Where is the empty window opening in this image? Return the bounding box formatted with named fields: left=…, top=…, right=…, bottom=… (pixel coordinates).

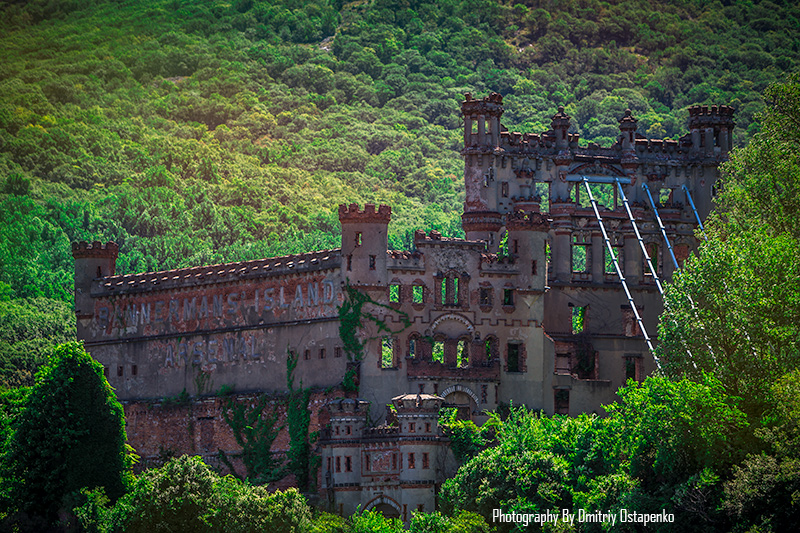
left=389, top=283, right=400, bottom=303
left=555, top=389, right=570, bottom=415
left=334, top=346, right=342, bottom=358
left=432, top=341, right=445, bottom=363
left=572, top=182, right=615, bottom=210
left=501, top=182, right=509, bottom=197
left=345, top=425, right=351, bottom=435
left=531, top=260, right=537, bottom=275
left=644, top=243, right=660, bottom=277
left=304, top=349, right=310, bottom=360
left=605, top=247, right=621, bottom=275
left=117, top=366, right=123, bottom=377
left=507, top=343, right=521, bottom=372
left=425, top=422, right=431, bottom=433
left=440, top=279, right=446, bottom=304
left=345, top=456, right=352, bottom=472
left=412, top=285, right=424, bottom=303
left=625, top=355, right=643, bottom=382
left=319, top=348, right=326, bottom=359
left=409, top=423, right=415, bottom=433
left=481, top=384, right=488, bottom=403
left=392, top=453, right=397, bottom=470
left=513, top=239, right=519, bottom=254
left=536, top=182, right=550, bottom=213
left=659, top=188, right=672, bottom=206
left=335, top=456, right=341, bottom=472
left=572, top=306, right=587, bottom=334
left=457, top=339, right=469, bottom=368
left=408, top=453, right=415, bottom=469
left=452, top=277, right=459, bottom=304
left=96, top=266, right=103, bottom=278
left=485, top=336, right=499, bottom=361
left=572, top=237, right=588, bottom=272
left=381, top=337, right=394, bottom=368
left=480, top=287, right=492, bottom=306
left=503, top=288, right=514, bottom=306
left=355, top=232, right=362, bottom=247
left=422, top=453, right=430, bottom=469
left=408, top=337, right=417, bottom=358
left=369, top=255, right=376, bottom=270
left=131, top=364, right=138, bottom=376
left=347, top=255, right=352, bottom=271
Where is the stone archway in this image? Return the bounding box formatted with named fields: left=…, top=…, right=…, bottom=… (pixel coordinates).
left=364, top=494, right=402, bottom=519
left=441, top=385, right=479, bottom=421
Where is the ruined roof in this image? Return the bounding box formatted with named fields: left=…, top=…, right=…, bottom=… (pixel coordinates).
left=98, top=248, right=342, bottom=293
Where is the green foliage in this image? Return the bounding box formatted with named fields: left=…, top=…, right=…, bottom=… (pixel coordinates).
left=1, top=342, right=131, bottom=527
left=75, top=455, right=313, bottom=533
left=286, top=348, right=317, bottom=492
left=438, top=407, right=490, bottom=464
left=218, top=394, right=284, bottom=484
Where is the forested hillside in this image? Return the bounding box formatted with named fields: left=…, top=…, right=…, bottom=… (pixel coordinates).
left=0, top=0, right=798, bottom=378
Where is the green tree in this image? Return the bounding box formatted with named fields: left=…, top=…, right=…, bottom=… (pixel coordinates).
left=1, top=342, right=131, bottom=527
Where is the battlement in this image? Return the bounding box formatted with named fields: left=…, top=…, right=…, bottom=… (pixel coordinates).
left=461, top=91, right=504, bottom=116
left=325, top=398, right=370, bottom=415
left=413, top=229, right=486, bottom=250
left=72, top=240, right=119, bottom=259
left=338, top=203, right=391, bottom=223
left=688, top=104, right=736, bottom=120
left=391, top=394, right=443, bottom=412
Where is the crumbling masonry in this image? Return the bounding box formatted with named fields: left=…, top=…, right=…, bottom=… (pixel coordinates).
left=73, top=94, right=733, bottom=519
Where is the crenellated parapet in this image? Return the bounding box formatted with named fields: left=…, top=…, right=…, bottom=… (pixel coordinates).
left=72, top=240, right=119, bottom=260
left=338, top=203, right=392, bottom=224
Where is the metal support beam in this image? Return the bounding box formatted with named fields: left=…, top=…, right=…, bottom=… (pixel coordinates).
left=582, top=177, right=661, bottom=369
left=682, top=184, right=708, bottom=241
left=642, top=183, right=680, bottom=271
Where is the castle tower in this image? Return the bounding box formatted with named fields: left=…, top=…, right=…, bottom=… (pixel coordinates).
left=339, top=203, right=391, bottom=286
left=461, top=92, right=505, bottom=250
left=321, top=398, right=369, bottom=499
left=72, top=241, right=118, bottom=321
left=506, top=212, right=550, bottom=291
left=688, top=104, right=736, bottom=156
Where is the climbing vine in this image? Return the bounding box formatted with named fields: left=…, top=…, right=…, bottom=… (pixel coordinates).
left=218, top=390, right=283, bottom=484
left=286, top=348, right=319, bottom=492
left=337, top=283, right=412, bottom=391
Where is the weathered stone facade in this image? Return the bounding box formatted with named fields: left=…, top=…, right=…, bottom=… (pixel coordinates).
left=73, top=93, right=732, bottom=518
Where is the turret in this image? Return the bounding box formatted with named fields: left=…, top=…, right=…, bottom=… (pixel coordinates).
left=72, top=241, right=118, bottom=320
left=506, top=211, right=550, bottom=291
left=339, top=203, right=391, bottom=286
left=551, top=106, right=571, bottom=150
left=461, top=92, right=504, bottom=150
left=688, top=104, right=736, bottom=155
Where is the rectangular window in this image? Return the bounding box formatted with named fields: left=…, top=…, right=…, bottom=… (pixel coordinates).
left=392, top=453, right=397, bottom=470
left=513, top=239, right=519, bottom=254
left=432, top=341, right=445, bottom=363
left=572, top=240, right=588, bottom=272
left=408, top=453, right=415, bottom=469
left=425, top=422, right=431, bottom=433
left=389, top=283, right=400, bottom=303
left=605, top=247, right=619, bottom=275
left=117, top=365, right=123, bottom=377
left=531, top=260, right=537, bottom=275
left=480, top=288, right=491, bottom=306
left=440, top=279, right=446, bottom=304
left=501, top=181, right=509, bottom=197
left=418, top=384, right=425, bottom=394
left=132, top=364, right=138, bottom=376
left=364, top=453, right=370, bottom=471
left=345, top=425, right=351, bottom=435
left=347, top=255, right=352, bottom=271
left=452, top=277, right=459, bottom=304
left=409, top=423, right=415, bottom=433
left=625, top=355, right=642, bottom=382
left=369, top=255, right=376, bottom=270
left=381, top=337, right=394, bottom=368
left=334, top=346, right=342, bottom=358
left=409, top=338, right=417, bottom=358
left=304, top=349, right=310, bottom=360
left=355, top=232, right=362, bottom=247
left=555, top=389, right=570, bottom=415
left=572, top=306, right=586, bottom=334
left=345, top=456, right=352, bottom=472
left=412, top=285, right=424, bottom=303
left=507, top=343, right=520, bottom=372
left=457, top=339, right=469, bottom=368
left=422, top=453, right=429, bottom=469
left=319, top=348, right=326, bottom=359
left=481, top=384, right=488, bottom=403
left=335, top=456, right=341, bottom=472
left=327, top=457, right=332, bottom=472
left=503, top=288, right=514, bottom=306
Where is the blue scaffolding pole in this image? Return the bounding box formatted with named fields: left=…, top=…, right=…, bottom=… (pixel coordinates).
left=682, top=184, right=708, bottom=241
left=642, top=183, right=680, bottom=271
left=582, top=177, right=662, bottom=369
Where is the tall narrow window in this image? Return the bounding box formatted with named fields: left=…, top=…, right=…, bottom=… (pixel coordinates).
left=480, top=287, right=492, bottom=306
left=572, top=306, right=586, bottom=334
left=319, top=348, right=326, bottom=359
left=336, top=456, right=341, bottom=472
left=345, top=456, right=352, bottom=472
left=355, top=232, right=362, bottom=247
left=555, top=389, right=570, bottom=415
left=412, top=285, right=424, bottom=304
left=369, top=255, right=376, bottom=270
left=572, top=235, right=588, bottom=272
left=501, top=182, right=509, bottom=197
left=381, top=337, right=394, bottom=368
left=422, top=453, right=429, bottom=469
left=408, top=453, right=415, bottom=469
left=408, top=337, right=417, bottom=358
left=503, top=288, right=514, bottom=306
left=432, top=341, right=445, bottom=363
left=507, top=343, right=520, bottom=372
left=457, top=339, right=469, bottom=368
left=452, top=277, right=459, bottom=304
left=347, top=255, right=352, bottom=271
left=389, top=283, right=400, bottom=303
